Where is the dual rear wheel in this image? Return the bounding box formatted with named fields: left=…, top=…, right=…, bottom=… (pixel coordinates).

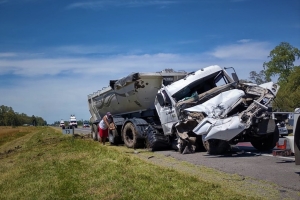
left=91, top=124, right=99, bottom=141
left=122, top=123, right=140, bottom=148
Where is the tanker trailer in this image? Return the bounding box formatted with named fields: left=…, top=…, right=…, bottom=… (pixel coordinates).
left=87, top=69, right=188, bottom=147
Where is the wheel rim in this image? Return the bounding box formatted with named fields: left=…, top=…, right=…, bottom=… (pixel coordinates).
left=122, top=123, right=137, bottom=148
left=125, top=129, right=133, bottom=144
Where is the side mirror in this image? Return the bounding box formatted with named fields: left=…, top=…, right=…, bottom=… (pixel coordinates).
left=232, top=73, right=239, bottom=83
left=224, top=67, right=239, bottom=83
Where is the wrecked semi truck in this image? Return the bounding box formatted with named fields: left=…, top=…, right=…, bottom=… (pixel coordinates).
left=88, top=65, right=280, bottom=154
left=88, top=68, right=187, bottom=143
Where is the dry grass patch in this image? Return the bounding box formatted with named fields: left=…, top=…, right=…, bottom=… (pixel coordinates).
left=0, top=126, right=36, bottom=146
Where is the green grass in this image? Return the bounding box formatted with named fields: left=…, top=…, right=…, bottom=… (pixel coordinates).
left=0, top=127, right=283, bottom=199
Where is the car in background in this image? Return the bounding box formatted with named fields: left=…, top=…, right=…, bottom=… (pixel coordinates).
left=277, top=121, right=288, bottom=137
left=83, top=122, right=90, bottom=128
left=59, top=120, right=65, bottom=129
left=272, top=112, right=291, bottom=137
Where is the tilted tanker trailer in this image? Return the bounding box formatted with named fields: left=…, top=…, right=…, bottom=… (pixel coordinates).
left=88, top=65, right=280, bottom=154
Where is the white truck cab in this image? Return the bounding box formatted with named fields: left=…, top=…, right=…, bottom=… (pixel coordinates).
left=155, top=65, right=280, bottom=154
left=69, top=115, right=78, bottom=128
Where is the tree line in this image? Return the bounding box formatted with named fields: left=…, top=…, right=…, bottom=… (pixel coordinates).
left=245, top=42, right=300, bottom=112
left=0, top=105, right=47, bottom=126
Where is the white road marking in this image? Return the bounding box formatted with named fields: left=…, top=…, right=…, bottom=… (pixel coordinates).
left=261, top=153, right=295, bottom=161
left=241, top=151, right=295, bottom=161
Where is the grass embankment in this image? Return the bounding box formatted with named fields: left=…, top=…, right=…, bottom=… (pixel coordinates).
left=0, top=126, right=278, bottom=199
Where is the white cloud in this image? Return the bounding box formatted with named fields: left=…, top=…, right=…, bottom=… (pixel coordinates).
left=0, top=76, right=93, bottom=124
left=54, top=45, right=120, bottom=55
left=0, top=52, right=17, bottom=57
left=209, top=41, right=271, bottom=60
left=237, top=39, right=251, bottom=43
left=0, top=41, right=272, bottom=123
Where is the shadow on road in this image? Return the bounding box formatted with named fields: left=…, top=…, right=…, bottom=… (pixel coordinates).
left=203, top=145, right=274, bottom=158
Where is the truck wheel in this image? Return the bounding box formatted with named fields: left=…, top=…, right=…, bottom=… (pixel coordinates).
left=195, top=135, right=206, bottom=152
left=92, top=124, right=99, bottom=141
left=251, top=126, right=279, bottom=151
left=203, top=138, right=230, bottom=155
left=122, top=123, right=138, bottom=148
left=109, top=129, right=121, bottom=145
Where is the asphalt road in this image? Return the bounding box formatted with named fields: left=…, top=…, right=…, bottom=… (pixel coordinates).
left=75, top=127, right=91, bottom=133
left=72, top=127, right=299, bottom=196
left=156, top=141, right=300, bottom=195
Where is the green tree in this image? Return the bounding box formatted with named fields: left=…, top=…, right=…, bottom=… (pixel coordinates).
left=273, top=66, right=300, bottom=111
left=32, top=115, right=37, bottom=126
left=0, top=105, right=47, bottom=126
left=3, top=108, right=16, bottom=126
left=249, top=70, right=271, bottom=85
left=263, top=42, right=300, bottom=83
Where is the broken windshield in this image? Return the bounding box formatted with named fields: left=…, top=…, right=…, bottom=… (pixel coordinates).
left=172, top=71, right=230, bottom=102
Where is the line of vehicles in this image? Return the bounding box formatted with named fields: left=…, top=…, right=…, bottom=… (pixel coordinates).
left=59, top=115, right=90, bottom=129
left=87, top=65, right=289, bottom=155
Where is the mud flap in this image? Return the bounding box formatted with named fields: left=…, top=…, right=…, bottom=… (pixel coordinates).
left=257, top=119, right=277, bottom=135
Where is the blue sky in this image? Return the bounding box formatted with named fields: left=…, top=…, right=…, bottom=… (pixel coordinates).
left=0, top=0, right=299, bottom=124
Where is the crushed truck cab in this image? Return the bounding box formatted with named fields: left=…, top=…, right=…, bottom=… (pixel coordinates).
left=155, top=65, right=280, bottom=154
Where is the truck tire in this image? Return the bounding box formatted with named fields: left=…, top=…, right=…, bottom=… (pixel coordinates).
left=202, top=137, right=230, bottom=155
left=92, top=124, right=99, bottom=141
left=122, top=123, right=138, bottom=148
left=109, top=129, right=121, bottom=145
left=251, top=126, right=279, bottom=151
left=195, top=135, right=206, bottom=152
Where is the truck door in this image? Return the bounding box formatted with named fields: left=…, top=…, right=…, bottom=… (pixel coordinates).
left=155, top=90, right=179, bottom=135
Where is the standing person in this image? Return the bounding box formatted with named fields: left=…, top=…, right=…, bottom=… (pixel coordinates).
left=98, top=112, right=115, bottom=145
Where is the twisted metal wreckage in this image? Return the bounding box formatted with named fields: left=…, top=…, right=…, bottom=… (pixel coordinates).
left=173, top=81, right=279, bottom=154
left=88, top=65, right=280, bottom=155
